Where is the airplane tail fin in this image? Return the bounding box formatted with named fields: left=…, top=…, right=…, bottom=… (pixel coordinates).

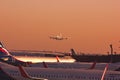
left=101, top=64, right=108, bottom=80
left=70, top=48, right=76, bottom=56
left=42, top=62, right=48, bottom=68
left=89, top=61, right=96, bottom=69
left=56, top=55, right=60, bottom=62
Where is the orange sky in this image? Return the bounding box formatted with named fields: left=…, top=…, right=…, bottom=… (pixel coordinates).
left=0, top=0, right=120, bottom=54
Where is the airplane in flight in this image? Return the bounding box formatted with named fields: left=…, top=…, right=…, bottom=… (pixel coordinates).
left=0, top=61, right=120, bottom=80
left=49, top=33, right=68, bottom=40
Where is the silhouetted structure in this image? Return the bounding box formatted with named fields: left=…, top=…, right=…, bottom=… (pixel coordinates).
left=71, top=44, right=120, bottom=63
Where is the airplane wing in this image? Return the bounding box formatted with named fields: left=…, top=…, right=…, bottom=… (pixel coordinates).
left=101, top=64, right=108, bottom=80
left=18, top=65, right=48, bottom=80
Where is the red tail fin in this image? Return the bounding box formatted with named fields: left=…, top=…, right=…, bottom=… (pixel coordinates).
left=42, top=62, right=48, bottom=68
left=18, top=65, right=30, bottom=78
left=89, top=61, right=96, bottom=69
left=101, top=64, right=108, bottom=80
left=56, top=56, right=60, bottom=62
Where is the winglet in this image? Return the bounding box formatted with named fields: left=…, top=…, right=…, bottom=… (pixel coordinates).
left=56, top=55, right=60, bottom=62
left=89, top=61, right=96, bottom=69
left=101, top=64, right=108, bottom=80
left=42, top=62, right=48, bottom=68
left=18, top=65, right=30, bottom=78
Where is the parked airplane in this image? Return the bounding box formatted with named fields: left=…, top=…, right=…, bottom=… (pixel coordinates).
left=0, top=42, right=120, bottom=71
left=70, top=46, right=120, bottom=63
left=1, top=61, right=120, bottom=80
left=49, top=33, right=68, bottom=40
left=0, top=42, right=32, bottom=66
left=0, top=46, right=106, bottom=71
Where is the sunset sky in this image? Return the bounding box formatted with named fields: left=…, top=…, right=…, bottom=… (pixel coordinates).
left=0, top=0, right=120, bottom=54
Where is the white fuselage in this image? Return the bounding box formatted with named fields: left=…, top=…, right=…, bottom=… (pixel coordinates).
left=1, top=62, right=120, bottom=80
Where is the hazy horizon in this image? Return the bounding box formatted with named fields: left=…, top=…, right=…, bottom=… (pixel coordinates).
left=0, top=0, right=120, bottom=54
